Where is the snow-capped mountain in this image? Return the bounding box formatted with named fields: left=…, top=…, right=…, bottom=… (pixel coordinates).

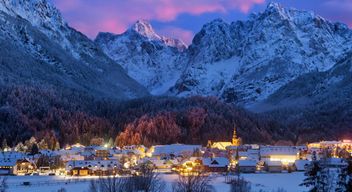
left=96, top=2, right=352, bottom=106
left=170, top=2, right=352, bottom=105
left=95, top=20, right=186, bottom=95
left=0, top=0, right=148, bottom=98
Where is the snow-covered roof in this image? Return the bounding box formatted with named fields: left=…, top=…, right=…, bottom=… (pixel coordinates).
left=85, top=145, right=108, bottom=151
left=202, top=157, right=229, bottom=167
left=0, top=159, right=17, bottom=167
left=66, top=160, right=120, bottom=171
left=147, top=159, right=179, bottom=167
left=260, top=146, right=299, bottom=156
left=238, top=160, right=257, bottom=167
left=39, top=149, right=61, bottom=157
left=0, top=152, right=26, bottom=159
left=60, top=154, right=84, bottom=161
left=151, top=144, right=201, bottom=156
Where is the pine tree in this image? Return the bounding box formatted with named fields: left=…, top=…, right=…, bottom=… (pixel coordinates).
left=347, top=172, right=352, bottom=191
left=300, top=160, right=328, bottom=192
left=30, top=143, right=39, bottom=155
left=108, top=138, right=114, bottom=148
left=1, top=139, right=7, bottom=151
left=336, top=163, right=348, bottom=192
left=54, top=141, right=60, bottom=150
left=15, top=142, right=27, bottom=152
left=341, top=160, right=352, bottom=192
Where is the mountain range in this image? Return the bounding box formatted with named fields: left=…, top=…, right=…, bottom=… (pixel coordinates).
left=1, top=0, right=352, bottom=145
left=96, top=3, right=352, bottom=110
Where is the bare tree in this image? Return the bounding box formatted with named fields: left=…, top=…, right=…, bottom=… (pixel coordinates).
left=127, top=163, right=165, bottom=192
left=89, top=164, right=164, bottom=192
left=172, top=172, right=214, bottom=192
left=89, top=176, right=129, bottom=192
left=229, top=177, right=251, bottom=192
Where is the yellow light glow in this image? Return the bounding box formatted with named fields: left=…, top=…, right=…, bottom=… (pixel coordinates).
left=270, top=155, right=296, bottom=165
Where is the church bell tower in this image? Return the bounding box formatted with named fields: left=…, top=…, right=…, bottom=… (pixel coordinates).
left=232, top=127, right=242, bottom=146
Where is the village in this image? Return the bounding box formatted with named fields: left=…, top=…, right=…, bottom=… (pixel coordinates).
left=0, top=128, right=351, bottom=179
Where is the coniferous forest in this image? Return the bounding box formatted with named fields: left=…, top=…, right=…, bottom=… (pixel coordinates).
left=0, top=85, right=351, bottom=149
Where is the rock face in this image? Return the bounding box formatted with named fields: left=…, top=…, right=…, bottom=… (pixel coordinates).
left=171, top=2, right=352, bottom=105
left=95, top=20, right=187, bottom=95
left=0, top=0, right=148, bottom=99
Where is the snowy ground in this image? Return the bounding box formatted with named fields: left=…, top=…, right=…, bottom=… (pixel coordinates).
left=5, top=172, right=307, bottom=192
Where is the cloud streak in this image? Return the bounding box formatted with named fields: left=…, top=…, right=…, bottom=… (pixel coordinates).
left=51, top=0, right=265, bottom=42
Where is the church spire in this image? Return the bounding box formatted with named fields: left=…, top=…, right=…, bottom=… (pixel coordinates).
left=232, top=126, right=242, bottom=146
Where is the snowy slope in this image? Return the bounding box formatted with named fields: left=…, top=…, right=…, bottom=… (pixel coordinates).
left=263, top=51, right=352, bottom=110
left=0, top=0, right=148, bottom=99
left=170, top=3, right=352, bottom=105
left=95, top=20, right=187, bottom=95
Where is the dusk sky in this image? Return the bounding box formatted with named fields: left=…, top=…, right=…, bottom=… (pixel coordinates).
left=50, top=0, right=352, bottom=44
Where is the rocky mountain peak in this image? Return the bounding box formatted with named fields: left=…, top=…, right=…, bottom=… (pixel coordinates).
left=265, top=2, right=284, bottom=13
left=129, top=19, right=160, bottom=40
left=0, top=0, right=65, bottom=27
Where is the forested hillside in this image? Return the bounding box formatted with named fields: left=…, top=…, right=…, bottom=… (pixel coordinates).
left=0, top=85, right=282, bottom=148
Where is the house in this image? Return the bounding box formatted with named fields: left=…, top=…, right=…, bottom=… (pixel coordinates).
left=260, top=146, right=299, bottom=165
left=122, top=145, right=147, bottom=157
left=147, top=144, right=202, bottom=159
left=202, top=157, right=229, bottom=172
left=95, top=149, right=110, bottom=160
left=174, top=157, right=203, bottom=174
left=83, top=146, right=110, bottom=160
left=66, top=160, right=120, bottom=176
left=0, top=158, right=36, bottom=175
left=230, top=149, right=259, bottom=161
left=308, top=140, right=352, bottom=150
left=145, top=159, right=178, bottom=172
left=60, top=154, right=85, bottom=162
left=16, top=159, right=36, bottom=175
left=265, top=161, right=282, bottom=173
left=237, top=160, right=257, bottom=173
left=294, top=160, right=310, bottom=171
left=0, top=159, right=17, bottom=175
left=0, top=152, right=34, bottom=175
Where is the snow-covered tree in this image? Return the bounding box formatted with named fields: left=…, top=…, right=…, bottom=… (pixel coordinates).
left=1, top=139, right=7, bottom=151
left=14, top=142, right=27, bottom=152
left=300, top=161, right=329, bottom=192
left=336, top=160, right=352, bottom=192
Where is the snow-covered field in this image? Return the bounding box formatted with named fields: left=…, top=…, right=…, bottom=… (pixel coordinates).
left=5, top=173, right=306, bottom=192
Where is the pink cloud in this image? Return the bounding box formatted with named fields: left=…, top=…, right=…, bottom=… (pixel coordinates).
left=229, top=0, right=266, bottom=13
left=52, top=0, right=265, bottom=41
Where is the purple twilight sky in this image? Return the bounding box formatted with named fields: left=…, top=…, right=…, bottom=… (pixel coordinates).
left=50, top=0, right=352, bottom=45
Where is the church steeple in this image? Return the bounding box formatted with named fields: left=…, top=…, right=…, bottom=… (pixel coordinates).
left=232, top=126, right=242, bottom=146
